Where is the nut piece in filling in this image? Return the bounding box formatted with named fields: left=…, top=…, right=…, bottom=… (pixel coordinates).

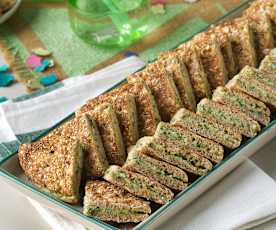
left=197, top=99, right=261, bottom=138
left=176, top=42, right=211, bottom=101
left=154, top=122, right=224, bottom=163
left=158, top=51, right=197, bottom=111
left=192, top=31, right=229, bottom=89
left=124, top=148, right=188, bottom=191
left=86, top=103, right=126, bottom=166
left=83, top=180, right=151, bottom=223
left=212, top=87, right=271, bottom=126
left=171, top=108, right=242, bottom=149
left=135, top=136, right=213, bottom=176
left=104, top=165, right=174, bottom=205
left=129, top=62, right=183, bottom=121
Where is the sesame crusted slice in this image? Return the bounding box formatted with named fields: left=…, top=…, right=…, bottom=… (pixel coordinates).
left=78, top=115, right=109, bottom=178
left=129, top=62, right=183, bottom=121
left=197, top=99, right=261, bottom=138
left=86, top=103, right=126, bottom=166
left=244, top=11, right=275, bottom=62
left=239, top=66, right=276, bottom=89
left=226, top=70, right=276, bottom=109
left=124, top=148, right=188, bottom=191
left=176, top=42, right=211, bottom=101
left=83, top=180, right=151, bottom=223
left=259, top=49, right=276, bottom=73
left=135, top=136, right=213, bottom=176
left=217, top=18, right=257, bottom=70
left=104, top=165, right=174, bottom=204
left=154, top=122, right=224, bottom=163
left=18, top=136, right=83, bottom=204
left=192, top=32, right=228, bottom=89
left=158, top=51, right=197, bottom=111
left=245, top=0, right=276, bottom=44
left=171, top=108, right=242, bottom=149
left=206, top=25, right=238, bottom=78
left=112, top=94, right=139, bottom=148
left=212, top=87, right=271, bottom=126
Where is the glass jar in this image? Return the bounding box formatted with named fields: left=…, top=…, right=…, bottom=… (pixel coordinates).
left=68, top=0, right=151, bottom=47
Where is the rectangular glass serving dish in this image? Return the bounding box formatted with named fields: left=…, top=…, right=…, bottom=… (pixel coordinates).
left=0, top=0, right=275, bottom=229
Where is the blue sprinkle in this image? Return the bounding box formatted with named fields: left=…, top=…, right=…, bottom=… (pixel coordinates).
left=124, top=51, right=138, bottom=58
left=0, top=64, right=9, bottom=72
left=34, top=59, right=51, bottom=72
left=40, top=74, right=58, bottom=86
left=0, top=73, right=14, bottom=87
left=0, top=96, right=8, bottom=103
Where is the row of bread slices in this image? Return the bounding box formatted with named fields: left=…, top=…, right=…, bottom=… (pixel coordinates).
left=18, top=48, right=276, bottom=223
left=82, top=49, right=276, bottom=223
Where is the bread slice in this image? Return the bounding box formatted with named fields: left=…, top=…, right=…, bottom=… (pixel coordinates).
left=176, top=42, right=211, bottom=101
left=259, top=49, right=276, bottom=73
left=129, top=62, right=183, bottom=121
left=217, top=18, right=257, bottom=70
left=171, top=108, right=242, bottom=149
left=18, top=136, right=83, bottom=204
left=245, top=0, right=276, bottom=44
left=77, top=92, right=139, bottom=148
left=83, top=180, right=151, bottom=223
left=77, top=115, right=109, bottom=178
left=226, top=71, right=276, bottom=109
left=158, top=51, right=196, bottom=111
left=192, top=32, right=228, bottom=89
left=239, top=66, right=276, bottom=89
left=212, top=87, right=271, bottom=126
left=197, top=99, right=261, bottom=138
left=125, top=80, right=161, bottom=136
left=134, top=136, right=213, bottom=176
left=124, top=148, right=188, bottom=191
left=104, top=165, right=174, bottom=204
left=244, top=11, right=275, bottom=62
left=154, top=122, right=224, bottom=163
left=206, top=26, right=238, bottom=78
left=86, top=104, right=126, bottom=166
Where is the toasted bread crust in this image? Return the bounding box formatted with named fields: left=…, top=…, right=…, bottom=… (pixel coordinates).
left=83, top=181, right=151, bottom=223
left=158, top=51, right=197, bottom=111
left=192, top=32, right=228, bottom=89
left=86, top=104, right=126, bottom=165
left=129, top=62, right=183, bottom=121
left=176, top=42, right=211, bottom=101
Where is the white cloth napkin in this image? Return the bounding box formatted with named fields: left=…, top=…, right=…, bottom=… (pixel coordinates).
left=1, top=56, right=276, bottom=230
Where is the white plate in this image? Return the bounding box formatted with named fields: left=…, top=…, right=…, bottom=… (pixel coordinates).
left=0, top=0, right=21, bottom=24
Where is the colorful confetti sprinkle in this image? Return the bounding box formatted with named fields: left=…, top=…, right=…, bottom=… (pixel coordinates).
left=0, top=73, right=14, bottom=87
left=0, top=96, right=8, bottom=103
left=0, top=64, right=9, bottom=72
left=26, top=54, right=43, bottom=69
left=32, top=48, right=52, bottom=57
left=39, top=74, right=58, bottom=86
left=34, top=59, right=51, bottom=72
left=124, top=51, right=138, bottom=58
left=48, top=59, right=55, bottom=68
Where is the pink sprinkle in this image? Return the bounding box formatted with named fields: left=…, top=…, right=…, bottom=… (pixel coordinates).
left=26, top=54, right=42, bottom=69
left=151, top=0, right=166, bottom=5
